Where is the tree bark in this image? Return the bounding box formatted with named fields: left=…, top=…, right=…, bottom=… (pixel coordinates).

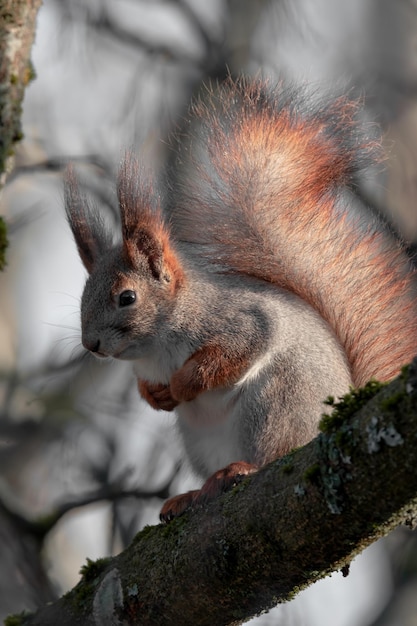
left=8, top=359, right=417, bottom=626
left=0, top=0, right=42, bottom=269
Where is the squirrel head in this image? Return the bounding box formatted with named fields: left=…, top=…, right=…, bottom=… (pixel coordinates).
left=64, top=154, right=184, bottom=361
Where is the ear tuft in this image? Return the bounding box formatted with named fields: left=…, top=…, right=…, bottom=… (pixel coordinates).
left=118, top=153, right=184, bottom=288
left=64, top=165, right=113, bottom=273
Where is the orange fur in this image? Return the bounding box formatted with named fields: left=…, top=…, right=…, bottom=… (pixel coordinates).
left=170, top=343, right=254, bottom=402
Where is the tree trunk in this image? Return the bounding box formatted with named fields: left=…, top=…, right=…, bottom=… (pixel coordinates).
left=0, top=0, right=42, bottom=269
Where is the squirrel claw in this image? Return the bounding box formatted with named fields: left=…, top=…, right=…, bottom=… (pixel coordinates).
left=160, top=461, right=258, bottom=523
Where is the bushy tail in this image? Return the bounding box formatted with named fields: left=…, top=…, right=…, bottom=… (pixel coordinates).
left=168, top=77, right=417, bottom=386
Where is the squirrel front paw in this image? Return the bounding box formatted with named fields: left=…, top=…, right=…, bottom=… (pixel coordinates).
left=170, top=343, right=250, bottom=402
left=137, top=379, right=179, bottom=411
left=170, top=358, right=205, bottom=402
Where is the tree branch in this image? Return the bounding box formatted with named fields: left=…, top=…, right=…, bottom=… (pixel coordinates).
left=8, top=360, right=417, bottom=626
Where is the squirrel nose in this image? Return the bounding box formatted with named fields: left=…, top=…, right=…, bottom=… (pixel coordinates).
left=83, top=338, right=101, bottom=354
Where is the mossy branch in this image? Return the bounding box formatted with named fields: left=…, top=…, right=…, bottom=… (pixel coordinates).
left=8, top=359, right=417, bottom=626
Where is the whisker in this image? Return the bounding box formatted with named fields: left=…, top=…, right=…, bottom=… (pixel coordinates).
left=49, top=291, right=81, bottom=303
left=43, top=321, right=80, bottom=332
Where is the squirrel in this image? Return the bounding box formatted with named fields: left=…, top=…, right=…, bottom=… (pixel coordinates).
left=65, top=77, right=417, bottom=523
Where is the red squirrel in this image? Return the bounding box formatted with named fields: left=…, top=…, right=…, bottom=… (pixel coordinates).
left=65, top=78, right=417, bottom=522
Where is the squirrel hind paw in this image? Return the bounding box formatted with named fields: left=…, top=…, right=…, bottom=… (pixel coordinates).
left=199, top=461, right=258, bottom=501
left=159, top=490, right=200, bottom=523
left=159, top=461, right=258, bottom=523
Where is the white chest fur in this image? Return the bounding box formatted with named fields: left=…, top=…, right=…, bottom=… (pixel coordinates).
left=175, top=387, right=246, bottom=478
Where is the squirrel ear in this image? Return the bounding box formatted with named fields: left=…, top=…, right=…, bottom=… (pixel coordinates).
left=124, top=225, right=173, bottom=282
left=64, top=165, right=113, bottom=274
left=117, top=153, right=184, bottom=285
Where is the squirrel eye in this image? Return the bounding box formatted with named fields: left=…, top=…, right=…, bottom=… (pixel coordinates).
left=119, top=290, right=136, bottom=307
